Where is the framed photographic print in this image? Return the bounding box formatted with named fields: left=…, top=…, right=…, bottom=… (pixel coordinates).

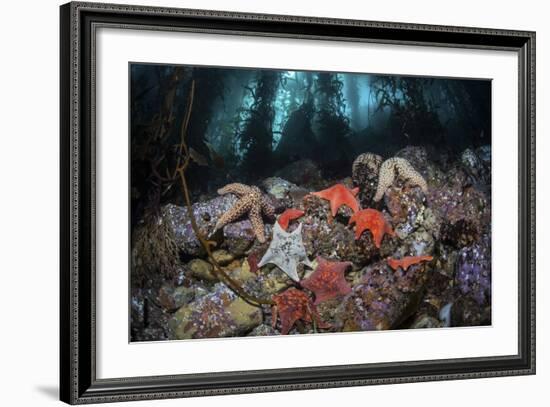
left=60, top=1, right=536, bottom=404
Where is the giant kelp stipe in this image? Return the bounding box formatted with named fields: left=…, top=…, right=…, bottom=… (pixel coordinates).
left=129, top=63, right=491, bottom=342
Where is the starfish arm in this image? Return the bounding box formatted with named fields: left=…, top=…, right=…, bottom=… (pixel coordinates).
left=274, top=257, right=300, bottom=281
left=302, top=257, right=315, bottom=270
left=272, top=221, right=287, bottom=239
left=289, top=222, right=303, bottom=237
left=217, top=183, right=251, bottom=197
left=290, top=228, right=311, bottom=267
left=279, top=313, right=296, bottom=335
left=395, top=158, right=428, bottom=193
left=277, top=215, right=290, bottom=231
left=373, top=160, right=396, bottom=202
left=347, top=198, right=360, bottom=214
left=257, top=248, right=275, bottom=268
left=350, top=218, right=365, bottom=240
left=269, top=256, right=300, bottom=281
left=330, top=200, right=342, bottom=217
left=310, top=190, right=327, bottom=200
left=372, top=229, right=383, bottom=248
left=214, top=197, right=252, bottom=230
left=249, top=205, right=266, bottom=243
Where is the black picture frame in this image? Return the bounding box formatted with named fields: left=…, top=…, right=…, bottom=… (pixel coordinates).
left=60, top=2, right=536, bottom=404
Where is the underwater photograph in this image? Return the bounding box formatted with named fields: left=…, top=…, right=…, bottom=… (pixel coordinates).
left=130, top=63, right=492, bottom=342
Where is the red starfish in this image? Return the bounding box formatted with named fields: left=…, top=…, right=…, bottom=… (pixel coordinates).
left=271, top=288, right=330, bottom=334
left=300, top=257, right=352, bottom=304
left=311, top=184, right=360, bottom=217
left=387, top=255, right=433, bottom=271
left=278, top=208, right=305, bottom=231
left=349, top=208, right=395, bottom=248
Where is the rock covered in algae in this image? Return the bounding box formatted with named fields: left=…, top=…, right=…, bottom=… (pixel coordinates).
left=395, top=146, right=432, bottom=177
left=161, top=196, right=274, bottom=258
left=461, top=147, right=490, bottom=184
left=378, top=165, right=439, bottom=259
left=451, top=296, right=491, bottom=327
left=299, top=194, right=380, bottom=267
left=222, top=220, right=269, bottom=256
left=334, top=259, right=430, bottom=331
left=168, top=283, right=262, bottom=339
left=161, top=196, right=238, bottom=257
left=384, top=183, right=430, bottom=237
left=456, top=234, right=491, bottom=306
left=351, top=152, right=383, bottom=204
left=131, top=287, right=171, bottom=341
left=428, top=165, right=490, bottom=248
left=409, top=314, right=441, bottom=329
left=248, top=324, right=278, bottom=337
left=261, top=176, right=301, bottom=210
left=210, top=249, right=235, bottom=266
left=157, top=282, right=207, bottom=312
left=187, top=258, right=217, bottom=282
left=239, top=265, right=295, bottom=301
left=381, top=146, right=490, bottom=251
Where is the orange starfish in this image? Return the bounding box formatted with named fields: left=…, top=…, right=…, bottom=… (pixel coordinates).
left=271, top=288, right=330, bottom=334
left=278, top=208, right=305, bottom=231
left=300, top=257, right=352, bottom=304
left=349, top=208, right=395, bottom=248
left=387, top=255, right=433, bottom=271
left=311, top=184, right=360, bottom=217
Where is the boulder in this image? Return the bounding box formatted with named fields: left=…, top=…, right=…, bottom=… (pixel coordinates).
left=334, top=260, right=429, bottom=331
left=161, top=196, right=238, bottom=257
left=456, top=234, right=491, bottom=306
left=168, top=283, right=262, bottom=340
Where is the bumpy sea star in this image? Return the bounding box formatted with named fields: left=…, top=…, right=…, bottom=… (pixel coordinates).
left=215, top=183, right=275, bottom=243
left=278, top=208, right=305, bottom=231
left=258, top=222, right=313, bottom=281
left=300, top=257, right=352, bottom=304
left=387, top=255, right=433, bottom=271
left=311, top=184, right=360, bottom=217
left=373, top=157, right=428, bottom=202
left=271, top=288, right=330, bottom=334
left=349, top=208, right=395, bottom=248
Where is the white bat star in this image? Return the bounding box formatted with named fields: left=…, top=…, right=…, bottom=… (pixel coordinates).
left=258, top=222, right=314, bottom=281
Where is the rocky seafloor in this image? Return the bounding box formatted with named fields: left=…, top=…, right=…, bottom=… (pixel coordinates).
left=131, top=145, right=492, bottom=341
